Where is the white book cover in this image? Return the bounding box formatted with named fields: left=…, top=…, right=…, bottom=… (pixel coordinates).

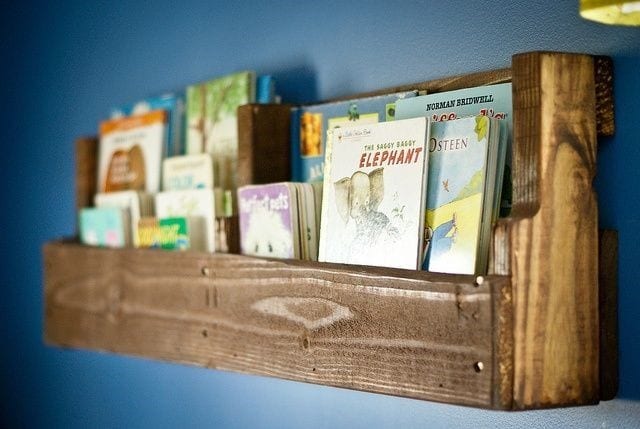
left=162, top=153, right=214, bottom=191
left=155, top=189, right=216, bottom=252
left=98, top=110, right=167, bottom=194
left=318, top=117, right=430, bottom=269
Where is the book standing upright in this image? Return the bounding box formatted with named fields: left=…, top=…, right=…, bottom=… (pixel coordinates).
left=318, top=117, right=430, bottom=270
left=422, top=115, right=501, bottom=275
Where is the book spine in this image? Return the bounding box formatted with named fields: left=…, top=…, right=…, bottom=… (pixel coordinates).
left=290, top=107, right=302, bottom=181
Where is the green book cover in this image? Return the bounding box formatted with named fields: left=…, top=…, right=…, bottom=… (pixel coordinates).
left=158, top=217, right=190, bottom=250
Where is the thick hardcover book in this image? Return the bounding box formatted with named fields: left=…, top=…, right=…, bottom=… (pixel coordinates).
left=97, top=110, right=167, bottom=194
left=238, top=182, right=299, bottom=259
left=111, top=92, right=185, bottom=157
left=237, top=104, right=292, bottom=187
left=395, top=83, right=512, bottom=217
left=318, top=117, right=430, bottom=270
left=422, top=115, right=501, bottom=275
left=290, top=91, right=418, bottom=183
left=186, top=71, right=257, bottom=193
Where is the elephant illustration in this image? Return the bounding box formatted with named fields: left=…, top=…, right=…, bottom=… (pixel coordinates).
left=334, top=167, right=396, bottom=245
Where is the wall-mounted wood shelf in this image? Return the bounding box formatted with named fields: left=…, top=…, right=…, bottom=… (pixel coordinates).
left=43, top=51, right=618, bottom=410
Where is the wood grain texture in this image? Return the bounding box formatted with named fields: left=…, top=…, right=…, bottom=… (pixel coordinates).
left=508, top=52, right=599, bottom=408
left=594, top=56, right=615, bottom=137
left=598, top=230, right=618, bottom=400
left=237, top=104, right=292, bottom=187
left=44, top=241, right=511, bottom=408
left=75, top=136, right=98, bottom=225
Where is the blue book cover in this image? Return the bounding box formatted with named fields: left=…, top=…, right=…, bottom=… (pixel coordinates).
left=79, top=207, right=129, bottom=248
left=111, top=92, right=185, bottom=157
left=290, top=90, right=418, bottom=183
left=395, top=83, right=512, bottom=217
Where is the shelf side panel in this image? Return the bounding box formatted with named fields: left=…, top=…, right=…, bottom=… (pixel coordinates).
left=237, top=103, right=292, bottom=187
left=75, top=136, right=98, bottom=230
left=43, top=242, right=510, bottom=408
left=509, top=52, right=599, bottom=408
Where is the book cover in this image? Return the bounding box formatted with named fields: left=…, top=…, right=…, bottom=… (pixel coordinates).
left=238, top=182, right=298, bottom=259
left=79, top=207, right=130, bottom=248
left=155, top=189, right=216, bottom=252
left=186, top=82, right=207, bottom=154
left=111, top=92, right=185, bottom=157
left=422, top=116, right=499, bottom=275
left=290, top=90, right=418, bottom=183
left=205, top=71, right=256, bottom=193
left=95, top=190, right=153, bottom=248
left=137, top=217, right=162, bottom=248
left=136, top=216, right=205, bottom=251
left=162, top=153, right=214, bottom=190
left=318, top=117, right=429, bottom=270
left=158, top=217, right=190, bottom=250
left=186, top=71, right=256, bottom=194
left=98, top=110, right=167, bottom=194
left=395, top=83, right=512, bottom=217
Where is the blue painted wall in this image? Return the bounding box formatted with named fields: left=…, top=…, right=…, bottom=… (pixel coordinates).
left=2, top=1, right=640, bottom=427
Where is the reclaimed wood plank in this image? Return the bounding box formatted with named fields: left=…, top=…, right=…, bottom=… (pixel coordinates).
left=594, top=56, right=615, bottom=137
left=508, top=52, right=599, bottom=408
left=44, top=241, right=511, bottom=408
left=237, top=104, right=292, bottom=187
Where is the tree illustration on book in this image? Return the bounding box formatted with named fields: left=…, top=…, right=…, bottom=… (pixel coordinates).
left=204, top=72, right=254, bottom=191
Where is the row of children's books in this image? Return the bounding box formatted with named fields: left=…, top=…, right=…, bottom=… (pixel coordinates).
left=242, top=82, right=512, bottom=274
left=82, top=70, right=267, bottom=252
left=79, top=67, right=512, bottom=275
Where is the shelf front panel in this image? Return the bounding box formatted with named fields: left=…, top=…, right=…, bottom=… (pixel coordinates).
left=44, top=241, right=512, bottom=409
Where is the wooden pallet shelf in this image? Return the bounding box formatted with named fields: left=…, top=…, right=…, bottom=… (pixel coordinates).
left=43, top=51, right=617, bottom=410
